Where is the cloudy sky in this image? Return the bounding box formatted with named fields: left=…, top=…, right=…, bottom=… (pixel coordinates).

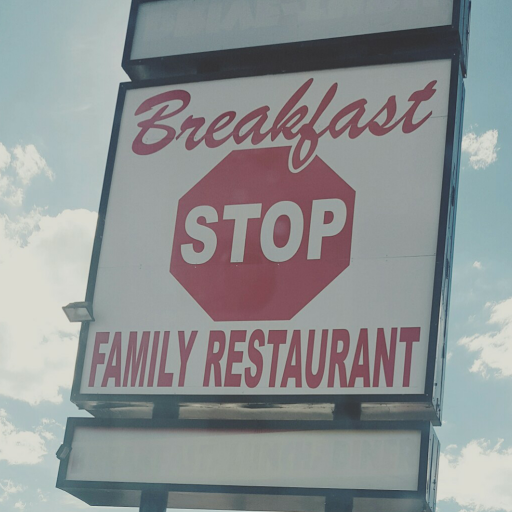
left=0, top=0, right=510, bottom=511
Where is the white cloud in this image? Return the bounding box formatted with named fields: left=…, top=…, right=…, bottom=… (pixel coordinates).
left=0, top=208, right=97, bottom=404
left=472, top=261, right=483, bottom=270
left=0, top=410, right=48, bottom=465
left=462, top=130, right=499, bottom=169
left=37, top=489, right=48, bottom=502
left=40, top=418, right=64, bottom=430
left=0, top=143, right=11, bottom=170
left=0, top=480, right=23, bottom=502
left=0, top=175, right=23, bottom=207
left=60, top=492, right=90, bottom=509
left=12, top=144, right=54, bottom=185
left=14, top=501, right=26, bottom=511
left=0, top=143, right=53, bottom=206
left=439, top=439, right=512, bottom=512
left=458, top=298, right=512, bottom=377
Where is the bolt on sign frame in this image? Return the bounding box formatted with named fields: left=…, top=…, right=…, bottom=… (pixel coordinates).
left=70, top=47, right=465, bottom=425
left=122, top=0, right=470, bottom=81
left=57, top=418, right=439, bottom=512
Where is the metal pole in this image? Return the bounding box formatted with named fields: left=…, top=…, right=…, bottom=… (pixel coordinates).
left=140, top=490, right=167, bottom=512
left=139, top=403, right=180, bottom=512
left=333, top=402, right=361, bottom=421
left=325, top=496, right=354, bottom=512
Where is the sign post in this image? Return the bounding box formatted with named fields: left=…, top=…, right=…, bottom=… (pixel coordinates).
left=58, top=1, right=471, bottom=511
left=140, top=492, right=167, bottom=512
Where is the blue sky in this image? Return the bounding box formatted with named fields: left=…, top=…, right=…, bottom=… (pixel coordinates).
left=0, top=1, right=510, bottom=511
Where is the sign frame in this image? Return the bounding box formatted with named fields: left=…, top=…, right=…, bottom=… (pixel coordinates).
left=121, top=0, right=470, bottom=81
left=56, top=418, right=439, bottom=512
left=70, top=48, right=464, bottom=425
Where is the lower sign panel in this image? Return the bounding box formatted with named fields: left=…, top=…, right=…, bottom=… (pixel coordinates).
left=57, top=419, right=439, bottom=512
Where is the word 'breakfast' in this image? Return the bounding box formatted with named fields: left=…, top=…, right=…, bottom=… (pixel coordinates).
left=132, top=77, right=438, bottom=171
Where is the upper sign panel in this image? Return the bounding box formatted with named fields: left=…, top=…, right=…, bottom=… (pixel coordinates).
left=130, top=0, right=454, bottom=59
left=123, top=0, right=470, bottom=81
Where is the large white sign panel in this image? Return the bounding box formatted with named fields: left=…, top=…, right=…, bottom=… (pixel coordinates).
left=130, top=0, right=455, bottom=59
left=78, top=59, right=452, bottom=399
left=65, top=426, right=421, bottom=490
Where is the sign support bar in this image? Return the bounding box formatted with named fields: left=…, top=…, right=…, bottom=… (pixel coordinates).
left=138, top=405, right=179, bottom=511
left=325, top=497, right=353, bottom=512
left=140, top=491, right=167, bottom=512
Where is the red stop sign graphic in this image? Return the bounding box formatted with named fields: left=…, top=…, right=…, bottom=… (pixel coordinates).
left=170, top=146, right=355, bottom=321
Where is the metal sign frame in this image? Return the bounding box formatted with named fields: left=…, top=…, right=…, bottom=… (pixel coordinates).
left=56, top=418, right=439, bottom=512
left=121, top=0, right=470, bottom=81
left=70, top=47, right=464, bottom=425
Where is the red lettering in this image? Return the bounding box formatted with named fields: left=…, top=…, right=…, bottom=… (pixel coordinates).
left=178, top=331, right=197, bottom=387
left=268, top=330, right=287, bottom=387
left=203, top=331, right=226, bottom=387
left=123, top=331, right=150, bottom=387
left=365, top=96, right=398, bottom=136
left=132, top=79, right=437, bottom=172
left=157, top=331, right=174, bottom=387
left=373, top=328, right=397, bottom=387
left=233, top=107, right=270, bottom=145
left=348, top=329, right=370, bottom=387
left=225, top=330, right=246, bottom=387
left=280, top=106, right=309, bottom=141
left=101, top=332, right=122, bottom=387
left=400, top=81, right=437, bottom=133
left=305, top=329, right=328, bottom=389
left=281, top=330, right=302, bottom=388
left=293, top=83, right=337, bottom=170
left=326, top=99, right=367, bottom=139
left=132, top=90, right=190, bottom=155
left=270, top=79, right=313, bottom=141
left=328, top=329, right=350, bottom=388
left=204, top=111, right=236, bottom=148
left=89, top=332, right=109, bottom=387
left=147, top=331, right=160, bottom=387
left=400, top=327, right=421, bottom=387
left=245, top=330, right=265, bottom=388
left=177, top=115, right=207, bottom=150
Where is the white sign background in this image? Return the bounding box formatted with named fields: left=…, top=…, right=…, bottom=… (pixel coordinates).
left=79, top=60, right=452, bottom=397
left=131, top=0, right=454, bottom=59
